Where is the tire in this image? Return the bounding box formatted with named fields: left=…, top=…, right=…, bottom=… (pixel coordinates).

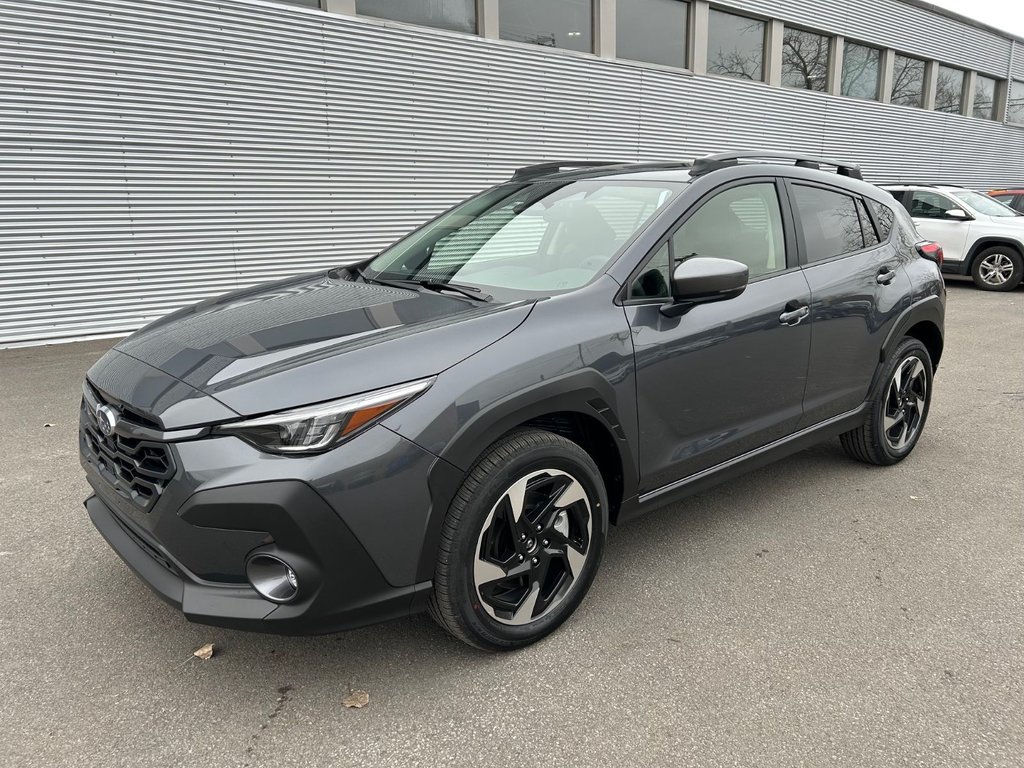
left=970, top=246, right=1024, bottom=291
left=428, top=429, right=608, bottom=651
left=840, top=337, right=933, bottom=466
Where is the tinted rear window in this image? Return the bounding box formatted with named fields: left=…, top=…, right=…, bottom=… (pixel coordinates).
left=792, top=184, right=866, bottom=261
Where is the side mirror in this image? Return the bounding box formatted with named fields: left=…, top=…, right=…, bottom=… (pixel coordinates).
left=661, top=257, right=749, bottom=318
left=944, top=208, right=970, bottom=221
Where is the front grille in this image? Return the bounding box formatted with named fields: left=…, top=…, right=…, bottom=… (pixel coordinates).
left=81, top=402, right=175, bottom=511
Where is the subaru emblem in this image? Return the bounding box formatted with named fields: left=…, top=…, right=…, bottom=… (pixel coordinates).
left=95, top=404, right=118, bottom=437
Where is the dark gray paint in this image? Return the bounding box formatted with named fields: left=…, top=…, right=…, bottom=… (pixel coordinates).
left=81, top=161, right=945, bottom=634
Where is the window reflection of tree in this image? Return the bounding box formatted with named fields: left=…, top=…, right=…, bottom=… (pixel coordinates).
left=891, top=56, right=925, bottom=107
left=935, top=69, right=964, bottom=113
left=842, top=44, right=880, bottom=98
left=708, top=21, right=764, bottom=80
left=1009, top=85, right=1024, bottom=123
left=782, top=29, right=829, bottom=91
left=973, top=78, right=995, bottom=118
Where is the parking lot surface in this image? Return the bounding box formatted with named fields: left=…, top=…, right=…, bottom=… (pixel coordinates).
left=1, top=280, right=1021, bottom=768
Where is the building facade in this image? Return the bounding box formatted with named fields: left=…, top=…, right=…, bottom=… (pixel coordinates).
left=1, top=0, right=1022, bottom=345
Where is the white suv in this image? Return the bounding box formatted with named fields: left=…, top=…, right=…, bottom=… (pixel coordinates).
left=882, top=184, right=1024, bottom=291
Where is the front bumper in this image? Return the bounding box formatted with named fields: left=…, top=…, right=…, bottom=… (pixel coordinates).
left=85, top=480, right=432, bottom=634
left=79, top=376, right=462, bottom=633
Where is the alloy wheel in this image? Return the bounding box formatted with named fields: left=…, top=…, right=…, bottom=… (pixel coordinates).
left=883, top=356, right=928, bottom=452
left=977, top=252, right=1015, bottom=286
left=473, top=469, right=593, bottom=626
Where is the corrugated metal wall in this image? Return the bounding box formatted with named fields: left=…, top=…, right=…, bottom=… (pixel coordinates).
left=1, top=0, right=1022, bottom=345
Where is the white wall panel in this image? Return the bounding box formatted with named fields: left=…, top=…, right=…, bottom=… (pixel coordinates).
left=0, top=0, right=1022, bottom=345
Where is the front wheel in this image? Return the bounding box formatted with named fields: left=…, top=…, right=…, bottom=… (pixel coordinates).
left=970, top=247, right=1023, bottom=291
left=428, top=429, right=607, bottom=651
left=840, top=337, right=933, bottom=466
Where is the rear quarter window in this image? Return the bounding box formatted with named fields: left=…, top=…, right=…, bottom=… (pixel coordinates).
left=866, top=199, right=896, bottom=240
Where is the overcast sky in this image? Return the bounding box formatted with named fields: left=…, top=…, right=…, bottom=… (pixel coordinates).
left=926, top=0, right=1024, bottom=39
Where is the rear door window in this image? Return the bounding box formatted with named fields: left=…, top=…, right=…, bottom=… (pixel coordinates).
left=791, top=184, right=866, bottom=262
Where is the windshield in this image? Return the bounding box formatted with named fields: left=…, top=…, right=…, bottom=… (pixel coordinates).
left=953, top=190, right=1021, bottom=217
left=367, top=180, right=683, bottom=299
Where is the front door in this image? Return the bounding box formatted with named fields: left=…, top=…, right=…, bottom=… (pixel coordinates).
left=625, top=180, right=812, bottom=494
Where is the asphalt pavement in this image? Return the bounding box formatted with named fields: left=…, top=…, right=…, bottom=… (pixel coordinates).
left=1, top=279, right=1021, bottom=768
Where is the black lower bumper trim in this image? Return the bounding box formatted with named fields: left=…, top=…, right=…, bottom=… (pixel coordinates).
left=86, top=492, right=432, bottom=634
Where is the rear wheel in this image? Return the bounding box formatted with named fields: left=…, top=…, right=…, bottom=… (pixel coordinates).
left=428, top=429, right=607, bottom=651
left=970, top=246, right=1023, bottom=291
left=840, top=337, right=933, bottom=466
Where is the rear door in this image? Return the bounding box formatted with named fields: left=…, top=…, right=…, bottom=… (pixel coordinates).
left=788, top=182, right=911, bottom=426
left=901, top=189, right=972, bottom=266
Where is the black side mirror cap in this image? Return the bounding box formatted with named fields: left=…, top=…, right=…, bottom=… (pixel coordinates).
left=660, top=257, right=749, bottom=318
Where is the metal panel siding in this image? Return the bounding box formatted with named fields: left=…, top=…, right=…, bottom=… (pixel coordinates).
left=1012, top=41, right=1024, bottom=82
left=1, top=0, right=1023, bottom=345
left=725, top=0, right=1012, bottom=76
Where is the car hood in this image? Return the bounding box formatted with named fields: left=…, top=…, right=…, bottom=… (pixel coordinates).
left=977, top=214, right=1024, bottom=233
left=110, top=271, right=534, bottom=417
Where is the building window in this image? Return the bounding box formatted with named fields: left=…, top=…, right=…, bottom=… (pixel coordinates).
left=935, top=66, right=965, bottom=114
left=841, top=42, right=881, bottom=101
left=356, top=0, right=476, bottom=33
left=500, top=0, right=593, bottom=53
left=1007, top=81, right=1024, bottom=124
left=781, top=27, right=830, bottom=91
left=617, top=0, right=688, bottom=69
left=706, top=9, right=765, bottom=81
left=891, top=54, right=926, bottom=108
left=973, top=75, right=997, bottom=119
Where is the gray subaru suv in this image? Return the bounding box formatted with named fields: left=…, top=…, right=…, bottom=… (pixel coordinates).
left=80, top=152, right=945, bottom=650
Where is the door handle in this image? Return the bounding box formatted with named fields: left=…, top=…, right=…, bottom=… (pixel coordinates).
left=779, top=305, right=809, bottom=326
left=876, top=267, right=896, bottom=285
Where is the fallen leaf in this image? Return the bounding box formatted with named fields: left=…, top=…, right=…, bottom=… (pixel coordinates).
left=193, top=643, right=215, bottom=660
left=43, top=423, right=56, bottom=428
left=342, top=690, right=369, bottom=709
left=910, top=495, right=919, bottom=500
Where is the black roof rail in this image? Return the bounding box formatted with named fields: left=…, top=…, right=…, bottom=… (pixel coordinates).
left=510, top=160, right=692, bottom=181
left=690, top=151, right=864, bottom=181
left=511, top=161, right=622, bottom=180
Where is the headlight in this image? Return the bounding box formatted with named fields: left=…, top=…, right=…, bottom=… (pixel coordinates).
left=214, top=377, right=434, bottom=455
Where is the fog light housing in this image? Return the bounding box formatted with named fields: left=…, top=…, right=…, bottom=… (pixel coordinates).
left=246, top=554, right=299, bottom=603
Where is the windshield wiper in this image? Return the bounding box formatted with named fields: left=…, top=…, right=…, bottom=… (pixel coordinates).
left=352, top=267, right=418, bottom=292
left=353, top=267, right=491, bottom=302
left=414, top=279, right=492, bottom=302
